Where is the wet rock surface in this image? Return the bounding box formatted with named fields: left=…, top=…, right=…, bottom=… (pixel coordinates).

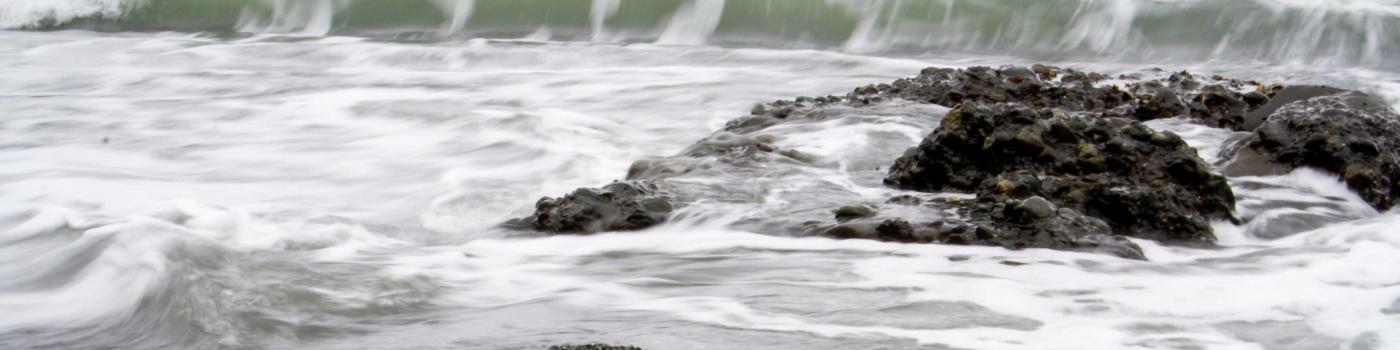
left=975, top=196, right=1147, bottom=259
left=847, top=66, right=1274, bottom=130
left=834, top=205, right=877, bottom=221
left=1240, top=85, right=1346, bottom=131
left=507, top=181, right=672, bottom=234
left=1221, top=91, right=1400, bottom=211
left=881, top=102, right=1235, bottom=255
left=507, top=65, right=1394, bottom=259
left=547, top=344, right=642, bottom=350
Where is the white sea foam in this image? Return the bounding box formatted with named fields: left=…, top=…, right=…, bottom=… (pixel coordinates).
left=0, top=0, right=128, bottom=29
left=1, top=27, right=1399, bottom=350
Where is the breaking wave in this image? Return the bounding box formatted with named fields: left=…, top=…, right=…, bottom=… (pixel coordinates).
left=2, top=0, right=1398, bottom=68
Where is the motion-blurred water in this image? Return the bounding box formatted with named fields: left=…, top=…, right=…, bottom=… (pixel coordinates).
left=1, top=1, right=1399, bottom=349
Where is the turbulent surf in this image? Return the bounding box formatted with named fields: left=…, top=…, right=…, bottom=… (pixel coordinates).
left=4, top=0, right=1400, bottom=68
left=1, top=0, right=1398, bottom=349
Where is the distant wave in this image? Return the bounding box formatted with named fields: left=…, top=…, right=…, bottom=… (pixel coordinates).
left=3, top=0, right=1398, bottom=68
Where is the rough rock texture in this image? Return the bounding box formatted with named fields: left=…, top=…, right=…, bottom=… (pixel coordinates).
left=814, top=197, right=1147, bottom=259
left=820, top=218, right=937, bottom=243
left=507, top=65, right=1399, bottom=261
left=816, top=202, right=1148, bottom=259
left=515, top=65, right=1275, bottom=240
left=856, top=65, right=1133, bottom=113
left=507, top=181, right=672, bottom=234
left=846, top=66, right=1274, bottom=130
left=1241, top=85, right=1346, bottom=131
left=984, top=196, right=1145, bottom=259
left=881, top=102, right=1236, bottom=255
left=834, top=205, right=877, bottom=221
left=1221, top=92, right=1400, bottom=211
left=624, top=130, right=818, bottom=181
left=547, top=344, right=642, bottom=350
left=886, top=195, right=923, bottom=206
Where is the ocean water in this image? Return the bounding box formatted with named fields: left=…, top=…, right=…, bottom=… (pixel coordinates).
left=1, top=1, right=1399, bottom=349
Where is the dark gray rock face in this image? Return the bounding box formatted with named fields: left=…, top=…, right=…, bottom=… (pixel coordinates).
left=848, top=66, right=1273, bottom=130
left=815, top=198, right=1146, bottom=259
left=855, top=66, right=1133, bottom=113
left=820, top=218, right=936, bottom=243
left=547, top=344, right=642, bottom=350
left=882, top=102, right=1236, bottom=255
left=834, top=205, right=877, bottom=221
left=624, top=129, right=819, bottom=182
left=981, top=195, right=1145, bottom=259
left=1240, top=85, right=1346, bottom=131
left=507, top=181, right=672, bottom=234
left=508, top=65, right=1396, bottom=260
left=1221, top=92, right=1400, bottom=211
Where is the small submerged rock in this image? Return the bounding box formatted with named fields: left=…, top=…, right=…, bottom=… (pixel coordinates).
left=506, top=181, right=672, bottom=234
left=820, top=218, right=933, bottom=242
left=625, top=132, right=817, bottom=181
left=547, top=344, right=642, bottom=350
left=885, top=195, right=923, bottom=206
left=834, top=205, right=877, bottom=221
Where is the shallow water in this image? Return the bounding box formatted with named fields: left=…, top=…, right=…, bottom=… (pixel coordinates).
left=3, top=1, right=1400, bottom=349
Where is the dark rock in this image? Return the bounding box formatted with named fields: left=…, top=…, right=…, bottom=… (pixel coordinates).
left=818, top=218, right=931, bottom=243
left=884, top=102, right=1235, bottom=254
left=507, top=181, right=672, bottom=234
left=625, top=130, right=818, bottom=181
left=548, top=344, right=642, bottom=350
left=886, top=195, right=923, bottom=206
left=1241, top=85, right=1346, bottom=131
left=1168, top=70, right=1202, bottom=91
left=1186, top=85, right=1254, bottom=130
left=680, top=132, right=796, bottom=164
left=989, top=196, right=1146, bottom=259
left=1215, top=146, right=1290, bottom=177
left=930, top=223, right=1000, bottom=246
left=875, top=219, right=917, bottom=242
left=862, top=66, right=1134, bottom=114
left=507, top=66, right=1337, bottom=260
left=906, top=192, right=1148, bottom=259
left=834, top=205, right=877, bottom=221
left=815, top=218, right=944, bottom=245
left=1221, top=91, right=1400, bottom=211
left=1130, top=81, right=1187, bottom=120
left=1006, top=196, right=1057, bottom=222
left=821, top=222, right=880, bottom=240
left=844, top=65, right=1277, bottom=130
